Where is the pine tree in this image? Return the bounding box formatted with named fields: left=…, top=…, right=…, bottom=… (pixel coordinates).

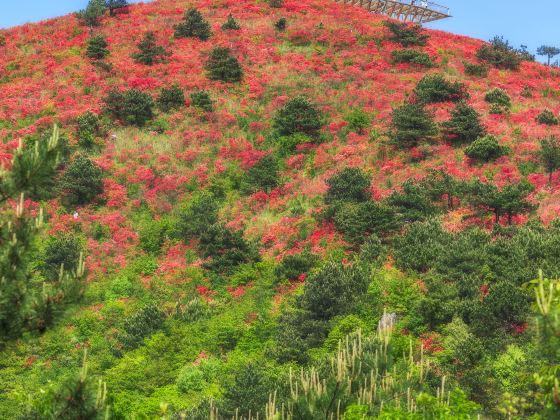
left=190, top=90, right=214, bottom=112
left=222, top=14, right=240, bottom=31
left=174, top=8, right=212, bottom=41
left=390, top=103, right=438, bottom=148
left=443, top=103, right=486, bottom=144
left=157, top=85, right=185, bottom=113
left=86, top=35, right=109, bottom=60
left=106, top=0, right=128, bottom=17
left=273, top=96, right=323, bottom=137
left=539, top=136, right=560, bottom=185
left=77, top=0, right=106, bottom=27
left=132, top=32, right=169, bottom=65
left=0, top=126, right=83, bottom=343
left=59, top=155, right=104, bottom=206
left=205, top=47, right=243, bottom=83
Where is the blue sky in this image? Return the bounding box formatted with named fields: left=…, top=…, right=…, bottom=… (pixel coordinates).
left=0, top=1, right=559, bottom=61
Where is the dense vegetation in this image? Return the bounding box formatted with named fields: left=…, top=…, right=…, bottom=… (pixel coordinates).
left=0, top=0, right=560, bottom=418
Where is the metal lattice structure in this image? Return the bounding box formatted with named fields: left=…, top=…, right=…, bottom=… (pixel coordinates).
left=336, top=0, right=451, bottom=24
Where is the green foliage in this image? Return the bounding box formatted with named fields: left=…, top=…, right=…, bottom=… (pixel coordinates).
left=273, top=96, right=323, bottom=137
left=76, top=111, right=103, bottom=149
left=386, top=179, right=441, bottom=222
left=118, top=303, right=166, bottom=351
left=190, top=90, right=214, bottom=112
left=414, top=73, right=469, bottom=104
left=241, top=155, right=280, bottom=194
left=177, top=192, right=220, bottom=241
left=391, top=49, right=434, bottom=67
left=468, top=178, right=534, bottom=224
left=60, top=155, right=104, bottom=206
left=476, top=36, right=524, bottom=70
left=384, top=21, right=428, bottom=47
left=132, top=31, right=169, bottom=65
left=390, top=103, right=437, bottom=147
left=274, top=17, right=287, bottom=31
left=464, top=135, right=508, bottom=163
left=106, top=0, right=128, bottom=16
left=77, top=0, right=106, bottom=27
left=104, top=89, right=155, bottom=126
left=275, top=251, right=318, bottom=281
left=344, top=108, right=371, bottom=134
left=0, top=126, right=83, bottom=343
left=539, top=136, right=560, bottom=183
left=537, top=45, right=560, bottom=65
left=86, top=34, right=109, bottom=60
left=484, top=88, right=511, bottom=114
left=463, top=62, right=488, bottom=77
left=174, top=8, right=212, bottom=40
left=222, top=14, right=240, bottom=30
left=442, top=103, right=486, bottom=144
left=536, top=109, right=559, bottom=125
left=205, top=47, right=243, bottom=82
left=269, top=0, right=284, bottom=8
left=325, top=167, right=371, bottom=204
left=138, top=217, right=172, bottom=254
left=40, top=234, right=82, bottom=280
left=24, top=352, right=109, bottom=419
left=157, top=84, right=185, bottom=113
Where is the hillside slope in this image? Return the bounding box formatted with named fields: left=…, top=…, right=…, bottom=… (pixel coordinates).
left=1, top=0, right=560, bottom=418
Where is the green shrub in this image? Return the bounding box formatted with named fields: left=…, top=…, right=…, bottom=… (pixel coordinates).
left=242, top=155, right=280, bottom=194
left=325, top=167, right=371, bottom=204
left=344, top=108, right=371, bottom=134
left=384, top=21, right=428, bottom=47
left=391, top=49, right=434, bottom=67
left=205, top=47, right=243, bottom=82
left=476, top=36, right=524, bottom=70
left=41, top=235, right=82, bottom=280
left=539, top=136, right=560, bottom=183
left=222, top=14, right=240, bottom=30
left=176, top=365, right=205, bottom=393
left=107, top=0, right=128, bottom=16
left=414, top=74, right=469, bottom=103
left=85, top=35, right=109, bottom=60
left=463, top=62, right=488, bottom=77
left=60, top=155, right=104, bottom=206
left=157, top=84, right=185, bottom=113
left=190, top=90, right=214, bottom=112
left=484, top=88, right=511, bottom=113
left=104, top=89, right=155, bottom=126
left=132, top=31, right=168, bottom=65
left=442, top=103, right=485, bottom=144
left=275, top=133, right=312, bottom=156
left=76, top=111, right=103, bottom=149
left=177, top=192, right=220, bottom=240
left=386, top=179, right=441, bottom=222
left=536, top=109, right=559, bottom=125
left=464, top=135, right=508, bottom=163
left=269, top=0, right=284, bottom=8
left=77, top=0, right=105, bottom=27
left=119, top=304, right=166, bottom=350
left=274, top=18, right=287, bottom=31
left=390, top=103, right=437, bottom=147
left=332, top=201, right=399, bottom=244
left=139, top=217, right=171, bottom=254
left=174, top=8, right=212, bottom=40
left=273, top=96, right=323, bottom=137
left=275, top=251, right=318, bottom=281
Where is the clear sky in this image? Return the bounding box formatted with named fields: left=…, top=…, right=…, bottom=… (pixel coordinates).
left=0, top=1, right=559, bottom=61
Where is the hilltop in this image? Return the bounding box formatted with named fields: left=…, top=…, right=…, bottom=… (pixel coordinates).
left=0, top=0, right=560, bottom=418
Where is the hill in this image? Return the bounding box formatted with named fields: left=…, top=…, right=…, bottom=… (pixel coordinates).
left=0, top=0, right=560, bottom=418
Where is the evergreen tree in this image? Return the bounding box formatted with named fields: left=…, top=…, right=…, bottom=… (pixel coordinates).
left=157, top=84, right=185, bottom=113
left=390, top=103, right=437, bottom=148
left=424, top=170, right=466, bottom=210
left=269, top=0, right=284, bottom=8
left=76, top=111, right=103, bottom=150
left=325, top=167, right=371, bottom=204
left=484, top=88, right=511, bottom=114
left=274, top=17, right=287, bottom=31
left=222, top=14, right=240, bottom=31
left=190, top=90, right=214, bottom=112
left=468, top=179, right=534, bottom=225
left=205, top=47, right=243, bottom=82
left=414, top=73, right=469, bottom=104
left=536, top=109, right=559, bottom=126
left=241, top=155, right=280, bottom=194
left=104, top=89, right=155, bottom=126
left=174, top=8, right=212, bottom=41
left=464, top=135, right=507, bottom=163
left=442, top=103, right=485, bottom=144
left=539, top=136, right=560, bottom=185
left=60, top=155, right=104, bottom=206
left=86, top=34, right=109, bottom=60
left=0, top=126, right=80, bottom=343
left=537, top=45, right=560, bottom=66
left=273, top=96, right=323, bottom=137
left=132, top=32, right=168, bottom=65
left=476, top=36, right=524, bottom=71
left=77, top=0, right=106, bottom=27
left=384, top=21, right=428, bottom=47
left=386, top=179, right=441, bottom=222
left=106, top=0, right=128, bottom=16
